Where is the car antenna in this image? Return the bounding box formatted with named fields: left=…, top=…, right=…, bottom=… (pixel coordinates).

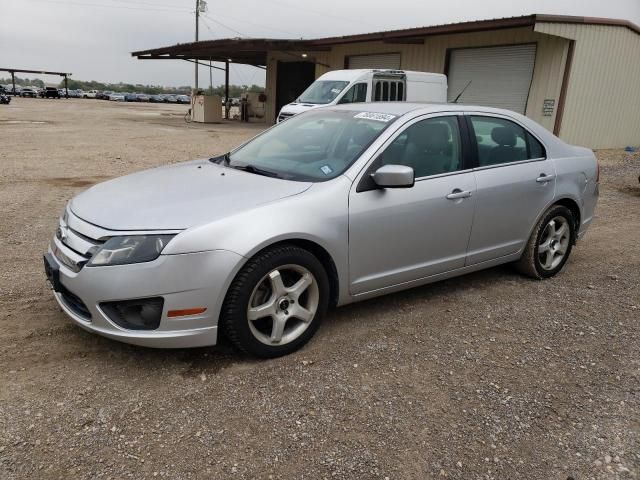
left=452, top=80, right=472, bottom=103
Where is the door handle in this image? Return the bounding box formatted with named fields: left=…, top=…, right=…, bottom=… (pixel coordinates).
left=536, top=174, right=555, bottom=183
left=446, top=189, right=472, bottom=200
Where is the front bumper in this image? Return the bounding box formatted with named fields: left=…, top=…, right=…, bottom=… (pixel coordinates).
left=46, top=246, right=244, bottom=348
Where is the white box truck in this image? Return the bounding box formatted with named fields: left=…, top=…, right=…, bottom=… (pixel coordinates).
left=277, top=69, right=447, bottom=122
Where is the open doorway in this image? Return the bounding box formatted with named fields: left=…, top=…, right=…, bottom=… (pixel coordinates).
left=275, top=61, right=315, bottom=121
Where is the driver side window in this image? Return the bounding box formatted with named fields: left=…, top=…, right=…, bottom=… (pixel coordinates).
left=338, top=83, right=367, bottom=104
left=378, top=116, right=463, bottom=178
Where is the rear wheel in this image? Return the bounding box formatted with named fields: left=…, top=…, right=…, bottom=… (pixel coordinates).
left=515, top=205, right=575, bottom=279
left=220, top=245, right=329, bottom=358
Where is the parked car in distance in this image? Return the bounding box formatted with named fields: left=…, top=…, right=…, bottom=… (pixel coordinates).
left=136, top=93, right=150, bottom=102
left=278, top=69, right=447, bottom=122
left=83, top=90, right=99, bottom=98
left=109, top=92, right=126, bottom=101
left=0, top=91, right=10, bottom=104
left=20, top=87, right=38, bottom=98
left=42, top=87, right=60, bottom=99
left=176, top=94, right=191, bottom=104
left=164, top=95, right=178, bottom=103
left=67, top=89, right=82, bottom=98
left=45, top=103, right=599, bottom=358
left=124, top=93, right=138, bottom=102
left=149, top=94, right=164, bottom=103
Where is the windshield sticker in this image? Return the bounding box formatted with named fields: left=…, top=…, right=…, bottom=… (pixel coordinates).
left=330, top=88, right=342, bottom=94
left=320, top=165, right=333, bottom=175
left=354, top=112, right=396, bottom=122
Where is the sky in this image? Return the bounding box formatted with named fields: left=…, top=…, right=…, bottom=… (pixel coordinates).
left=1, top=0, right=639, bottom=88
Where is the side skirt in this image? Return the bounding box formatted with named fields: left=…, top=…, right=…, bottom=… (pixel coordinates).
left=343, top=251, right=522, bottom=305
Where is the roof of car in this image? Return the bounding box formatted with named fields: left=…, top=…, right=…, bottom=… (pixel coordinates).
left=327, top=102, right=527, bottom=118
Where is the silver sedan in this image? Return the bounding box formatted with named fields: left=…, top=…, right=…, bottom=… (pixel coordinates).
left=45, top=103, right=599, bottom=357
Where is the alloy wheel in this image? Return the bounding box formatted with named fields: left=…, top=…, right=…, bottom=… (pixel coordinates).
left=538, top=216, right=570, bottom=271
left=247, top=264, right=319, bottom=346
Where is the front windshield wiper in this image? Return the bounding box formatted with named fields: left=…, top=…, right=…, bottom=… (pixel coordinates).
left=209, top=152, right=230, bottom=165
left=210, top=154, right=281, bottom=178
left=231, top=164, right=282, bottom=179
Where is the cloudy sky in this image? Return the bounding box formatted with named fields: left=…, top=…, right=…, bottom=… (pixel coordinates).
left=2, top=0, right=639, bottom=88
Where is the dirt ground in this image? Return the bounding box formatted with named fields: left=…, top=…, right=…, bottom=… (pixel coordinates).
left=0, top=98, right=638, bottom=480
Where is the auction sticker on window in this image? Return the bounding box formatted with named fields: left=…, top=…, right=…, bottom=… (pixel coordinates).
left=354, top=112, right=396, bottom=122
left=320, top=165, right=334, bottom=175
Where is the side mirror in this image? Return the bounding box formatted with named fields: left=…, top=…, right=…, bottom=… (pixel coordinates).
left=371, top=164, right=415, bottom=189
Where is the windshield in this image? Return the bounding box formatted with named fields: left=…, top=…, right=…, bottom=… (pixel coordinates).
left=221, top=109, right=398, bottom=182
left=297, top=81, right=350, bottom=104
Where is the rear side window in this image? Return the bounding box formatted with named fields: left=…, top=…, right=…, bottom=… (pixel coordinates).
left=469, top=116, right=546, bottom=167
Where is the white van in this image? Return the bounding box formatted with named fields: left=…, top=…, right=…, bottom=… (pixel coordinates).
left=277, top=69, right=447, bottom=122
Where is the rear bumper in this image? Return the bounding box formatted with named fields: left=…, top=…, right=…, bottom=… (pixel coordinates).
left=46, top=247, right=244, bottom=348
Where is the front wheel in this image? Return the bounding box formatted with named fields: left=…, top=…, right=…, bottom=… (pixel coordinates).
left=220, top=245, right=329, bottom=358
left=515, top=205, right=576, bottom=279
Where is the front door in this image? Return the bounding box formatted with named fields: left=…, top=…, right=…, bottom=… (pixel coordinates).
left=349, top=114, right=476, bottom=295
left=465, top=114, right=556, bottom=264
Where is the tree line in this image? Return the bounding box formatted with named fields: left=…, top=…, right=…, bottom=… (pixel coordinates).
left=0, top=77, right=264, bottom=97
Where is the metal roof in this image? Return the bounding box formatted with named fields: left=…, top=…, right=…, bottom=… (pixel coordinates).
left=132, top=14, right=640, bottom=65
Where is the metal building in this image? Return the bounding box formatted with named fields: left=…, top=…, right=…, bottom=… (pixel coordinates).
left=133, top=14, right=640, bottom=149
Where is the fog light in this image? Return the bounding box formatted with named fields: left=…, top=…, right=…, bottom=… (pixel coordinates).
left=100, top=297, right=164, bottom=330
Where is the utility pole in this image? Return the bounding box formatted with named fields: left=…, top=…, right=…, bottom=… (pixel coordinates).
left=194, top=0, right=199, bottom=91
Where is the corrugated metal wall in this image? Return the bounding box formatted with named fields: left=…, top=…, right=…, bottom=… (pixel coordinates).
left=266, top=27, right=569, bottom=132
left=536, top=22, right=640, bottom=149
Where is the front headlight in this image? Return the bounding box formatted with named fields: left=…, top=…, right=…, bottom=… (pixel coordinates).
left=87, top=235, right=175, bottom=267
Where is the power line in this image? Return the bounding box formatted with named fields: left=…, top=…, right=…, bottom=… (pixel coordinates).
left=213, top=12, right=304, bottom=37
left=199, top=15, right=229, bottom=40
left=258, top=0, right=384, bottom=30
left=26, top=0, right=192, bottom=13
left=106, top=0, right=189, bottom=9
left=201, top=13, right=247, bottom=38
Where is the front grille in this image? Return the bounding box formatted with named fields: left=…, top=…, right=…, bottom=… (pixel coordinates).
left=59, top=284, right=92, bottom=320
left=53, top=210, right=105, bottom=271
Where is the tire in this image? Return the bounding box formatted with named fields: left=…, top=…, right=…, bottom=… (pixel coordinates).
left=220, top=244, right=329, bottom=358
left=515, top=205, right=576, bottom=279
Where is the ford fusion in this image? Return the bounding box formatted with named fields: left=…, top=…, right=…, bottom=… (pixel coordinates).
left=45, top=103, right=599, bottom=357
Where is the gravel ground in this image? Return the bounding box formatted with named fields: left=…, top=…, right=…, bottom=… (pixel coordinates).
left=0, top=98, right=638, bottom=479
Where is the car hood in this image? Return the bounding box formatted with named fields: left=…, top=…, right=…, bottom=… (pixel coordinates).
left=280, top=102, right=325, bottom=116
left=70, top=159, right=312, bottom=230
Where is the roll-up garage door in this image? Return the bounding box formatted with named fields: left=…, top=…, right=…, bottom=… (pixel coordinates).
left=347, top=53, right=401, bottom=69
left=447, top=44, right=536, bottom=114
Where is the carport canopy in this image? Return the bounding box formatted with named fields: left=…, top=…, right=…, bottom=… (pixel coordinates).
left=0, top=67, right=72, bottom=96
left=132, top=38, right=330, bottom=67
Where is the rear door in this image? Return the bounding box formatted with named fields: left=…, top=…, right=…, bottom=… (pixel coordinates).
left=465, top=113, right=555, bottom=265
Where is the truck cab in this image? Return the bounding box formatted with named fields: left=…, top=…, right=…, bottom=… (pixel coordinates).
left=277, top=69, right=447, bottom=122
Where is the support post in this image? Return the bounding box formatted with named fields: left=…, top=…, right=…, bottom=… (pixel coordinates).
left=194, top=0, right=199, bottom=90
left=209, top=58, right=213, bottom=94
left=225, top=60, right=230, bottom=119
left=64, top=75, right=68, bottom=98
left=11, top=71, right=15, bottom=95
